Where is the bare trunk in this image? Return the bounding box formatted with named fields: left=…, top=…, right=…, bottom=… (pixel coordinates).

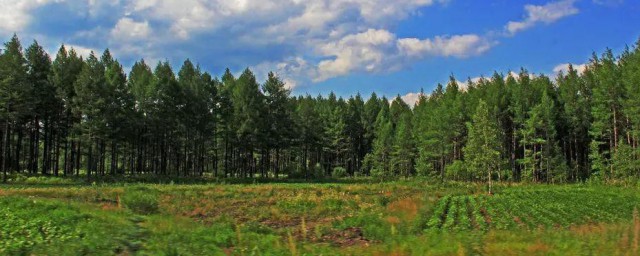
left=2, top=122, right=9, bottom=183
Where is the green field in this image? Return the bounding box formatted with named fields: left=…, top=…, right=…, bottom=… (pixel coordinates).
left=1, top=179, right=639, bottom=255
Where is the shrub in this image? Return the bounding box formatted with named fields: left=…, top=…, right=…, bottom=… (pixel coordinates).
left=286, top=163, right=326, bottom=179
left=370, top=168, right=387, bottom=179
left=313, top=163, right=326, bottom=178
left=122, top=187, right=160, bottom=215
left=332, top=167, right=348, bottom=178
left=445, top=160, right=467, bottom=181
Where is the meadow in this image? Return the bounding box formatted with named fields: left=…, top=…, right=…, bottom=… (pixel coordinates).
left=1, top=176, right=639, bottom=255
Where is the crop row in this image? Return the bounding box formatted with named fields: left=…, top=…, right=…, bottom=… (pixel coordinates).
left=425, top=188, right=640, bottom=231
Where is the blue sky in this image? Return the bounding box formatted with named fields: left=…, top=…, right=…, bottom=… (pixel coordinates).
left=1, top=0, right=638, bottom=104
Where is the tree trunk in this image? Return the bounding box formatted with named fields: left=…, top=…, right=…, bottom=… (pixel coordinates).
left=111, top=141, right=117, bottom=175
left=2, top=122, right=9, bottom=183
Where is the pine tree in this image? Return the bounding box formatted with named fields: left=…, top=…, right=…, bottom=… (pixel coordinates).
left=24, top=40, right=53, bottom=174
left=127, top=59, right=154, bottom=174
left=590, top=49, right=626, bottom=179
left=0, top=35, right=29, bottom=180
left=232, top=68, right=264, bottom=177
left=557, top=64, right=591, bottom=180
left=51, top=46, right=84, bottom=176
left=104, top=58, right=134, bottom=175
left=520, top=90, right=567, bottom=183
left=73, top=52, right=108, bottom=177
left=325, top=99, right=349, bottom=173
left=464, top=100, right=502, bottom=193
left=345, top=94, right=365, bottom=174
left=363, top=92, right=383, bottom=169
left=295, top=95, right=321, bottom=176
left=151, top=61, right=181, bottom=175
left=365, top=103, right=393, bottom=178
left=391, top=104, right=415, bottom=177
left=262, top=72, right=294, bottom=177
left=619, top=40, right=640, bottom=179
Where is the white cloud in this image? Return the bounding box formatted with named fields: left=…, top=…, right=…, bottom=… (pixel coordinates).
left=506, top=0, right=579, bottom=35
left=111, top=17, right=151, bottom=41
left=401, top=92, right=425, bottom=106
left=66, top=44, right=99, bottom=59
left=314, top=29, right=397, bottom=81
left=312, top=29, right=494, bottom=82
left=455, top=76, right=486, bottom=91
left=4, top=0, right=496, bottom=90
left=553, top=63, right=588, bottom=75
left=251, top=57, right=313, bottom=90
left=398, top=34, right=494, bottom=58
left=123, top=0, right=449, bottom=40
left=0, top=0, right=59, bottom=33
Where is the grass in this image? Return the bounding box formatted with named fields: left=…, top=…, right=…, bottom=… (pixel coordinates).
left=1, top=177, right=639, bottom=255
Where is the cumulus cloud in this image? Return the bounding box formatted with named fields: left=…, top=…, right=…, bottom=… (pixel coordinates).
left=111, top=17, right=151, bottom=41
left=4, top=0, right=496, bottom=89
left=312, top=29, right=494, bottom=82
left=398, top=35, right=493, bottom=58
left=0, top=0, right=58, bottom=33
left=401, top=92, right=425, bottom=107
left=66, top=44, right=99, bottom=59
left=506, top=0, right=579, bottom=35
left=122, top=0, right=450, bottom=40
left=455, top=76, right=486, bottom=91
left=252, top=57, right=313, bottom=90
left=314, top=29, right=397, bottom=81
left=553, top=63, right=588, bottom=75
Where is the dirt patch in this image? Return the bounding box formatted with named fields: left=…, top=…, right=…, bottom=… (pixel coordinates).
left=100, top=202, right=121, bottom=211
left=480, top=208, right=492, bottom=225
left=386, top=197, right=420, bottom=222
left=222, top=247, right=235, bottom=255
left=526, top=240, right=551, bottom=253
left=261, top=218, right=301, bottom=229
left=320, top=227, right=371, bottom=247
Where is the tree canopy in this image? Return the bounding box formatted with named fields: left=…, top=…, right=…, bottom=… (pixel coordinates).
left=2, top=34, right=640, bottom=183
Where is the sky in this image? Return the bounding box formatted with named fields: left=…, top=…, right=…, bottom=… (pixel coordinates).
left=0, top=0, right=638, bottom=105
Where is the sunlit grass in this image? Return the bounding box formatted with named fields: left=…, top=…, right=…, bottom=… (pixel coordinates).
left=1, top=178, right=639, bottom=255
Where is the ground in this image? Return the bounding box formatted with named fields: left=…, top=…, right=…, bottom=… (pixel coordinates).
left=0, top=176, right=639, bottom=255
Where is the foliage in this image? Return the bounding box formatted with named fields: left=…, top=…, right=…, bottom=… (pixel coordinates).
left=121, top=186, right=160, bottom=215
left=332, top=166, right=348, bottom=178
left=425, top=186, right=640, bottom=230
left=1, top=34, right=640, bottom=184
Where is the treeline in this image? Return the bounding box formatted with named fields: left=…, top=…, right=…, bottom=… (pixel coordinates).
left=1, top=34, right=639, bottom=183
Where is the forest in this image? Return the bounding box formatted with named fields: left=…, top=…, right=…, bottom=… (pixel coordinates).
left=1, top=34, right=640, bottom=184
left=3, top=33, right=640, bottom=255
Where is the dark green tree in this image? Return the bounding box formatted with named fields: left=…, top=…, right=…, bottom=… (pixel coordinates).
left=464, top=100, right=502, bottom=193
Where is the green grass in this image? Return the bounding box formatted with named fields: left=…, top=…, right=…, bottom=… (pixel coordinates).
left=1, top=179, right=640, bottom=255
left=0, top=197, right=136, bottom=255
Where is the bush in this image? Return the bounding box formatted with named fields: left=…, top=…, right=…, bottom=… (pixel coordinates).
left=371, top=168, right=390, bottom=179
left=445, top=160, right=467, bottom=181
left=122, top=186, right=160, bottom=215
left=332, top=167, right=348, bottom=178
left=286, top=163, right=326, bottom=179
left=312, top=163, right=326, bottom=178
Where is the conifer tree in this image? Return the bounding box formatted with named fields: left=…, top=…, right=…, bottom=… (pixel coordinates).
left=365, top=103, right=393, bottom=178
left=464, top=101, right=502, bottom=193
left=589, top=49, right=626, bottom=179
left=263, top=72, right=294, bottom=177
left=521, top=90, right=567, bottom=183
left=391, top=104, right=415, bottom=177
